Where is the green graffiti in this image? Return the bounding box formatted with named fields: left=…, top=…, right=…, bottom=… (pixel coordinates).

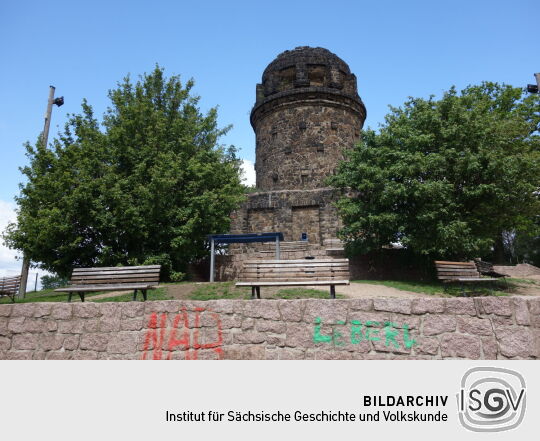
left=403, top=324, right=417, bottom=349
left=350, top=320, right=364, bottom=344
left=313, top=317, right=417, bottom=349
left=365, top=321, right=380, bottom=342
left=333, top=328, right=345, bottom=346
left=313, top=317, right=332, bottom=343
left=383, top=321, right=400, bottom=349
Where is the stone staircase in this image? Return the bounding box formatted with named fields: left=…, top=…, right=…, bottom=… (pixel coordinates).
left=215, top=239, right=346, bottom=281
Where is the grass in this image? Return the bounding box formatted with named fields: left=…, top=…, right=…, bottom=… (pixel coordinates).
left=0, top=286, right=171, bottom=304
left=0, top=288, right=105, bottom=304
left=188, top=282, right=342, bottom=300
left=189, top=282, right=251, bottom=301
left=275, top=287, right=344, bottom=299
left=90, top=287, right=171, bottom=302
left=3, top=276, right=533, bottom=304
left=507, top=277, right=539, bottom=285
left=352, top=278, right=513, bottom=297
left=352, top=279, right=445, bottom=295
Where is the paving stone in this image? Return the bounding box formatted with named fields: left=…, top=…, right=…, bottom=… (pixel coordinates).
left=440, top=334, right=481, bottom=359
left=411, top=298, right=445, bottom=314
left=423, top=315, right=456, bottom=336
left=481, top=297, right=512, bottom=317
left=373, top=298, right=411, bottom=314
left=445, top=298, right=476, bottom=316
left=494, top=326, right=533, bottom=358
left=457, top=316, right=494, bottom=336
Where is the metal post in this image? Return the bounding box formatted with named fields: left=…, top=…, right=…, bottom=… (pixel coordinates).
left=34, top=272, right=38, bottom=292
left=535, top=73, right=540, bottom=90
left=19, top=86, right=57, bottom=298
left=18, top=256, right=30, bottom=298
left=42, top=86, right=56, bottom=149
left=275, top=235, right=280, bottom=260
left=209, top=238, right=215, bottom=282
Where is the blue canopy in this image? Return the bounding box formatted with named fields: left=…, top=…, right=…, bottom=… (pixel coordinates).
left=208, top=233, right=283, bottom=281
left=208, top=233, right=284, bottom=244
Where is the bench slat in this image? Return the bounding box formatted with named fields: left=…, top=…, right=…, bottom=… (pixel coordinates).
left=435, top=261, right=475, bottom=266
left=73, top=265, right=161, bottom=272
left=72, top=269, right=161, bottom=276
left=71, top=272, right=161, bottom=279
left=241, top=268, right=350, bottom=274
left=55, top=283, right=158, bottom=292
left=245, top=259, right=349, bottom=264
left=70, top=278, right=160, bottom=284
left=237, top=280, right=350, bottom=286
left=55, top=265, right=161, bottom=301
left=243, top=263, right=349, bottom=269
left=241, top=271, right=349, bottom=276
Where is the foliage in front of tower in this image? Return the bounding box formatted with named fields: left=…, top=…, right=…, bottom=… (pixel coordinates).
left=330, top=82, right=540, bottom=261
left=3, top=66, right=245, bottom=279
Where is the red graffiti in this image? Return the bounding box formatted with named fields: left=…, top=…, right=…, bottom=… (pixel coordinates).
left=142, top=307, right=223, bottom=360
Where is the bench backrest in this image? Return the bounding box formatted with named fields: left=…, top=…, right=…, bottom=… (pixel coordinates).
left=0, top=275, right=21, bottom=295
left=69, top=265, right=161, bottom=286
left=240, top=259, right=350, bottom=283
left=435, top=261, right=480, bottom=281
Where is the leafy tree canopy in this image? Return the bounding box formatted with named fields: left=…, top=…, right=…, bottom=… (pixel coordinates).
left=330, top=82, right=540, bottom=260
left=4, top=66, right=245, bottom=278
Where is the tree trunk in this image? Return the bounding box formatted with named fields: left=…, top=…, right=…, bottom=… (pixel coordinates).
left=493, top=233, right=505, bottom=264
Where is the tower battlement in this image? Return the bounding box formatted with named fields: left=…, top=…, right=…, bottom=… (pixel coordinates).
left=251, top=46, right=366, bottom=191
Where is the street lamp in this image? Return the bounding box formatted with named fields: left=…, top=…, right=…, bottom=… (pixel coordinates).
left=526, top=73, right=540, bottom=94
left=18, top=86, right=64, bottom=298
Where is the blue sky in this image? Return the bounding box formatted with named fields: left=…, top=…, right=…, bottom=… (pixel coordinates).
left=0, top=0, right=537, bottom=278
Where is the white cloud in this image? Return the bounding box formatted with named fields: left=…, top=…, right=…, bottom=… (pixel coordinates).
left=0, top=199, right=20, bottom=277
left=0, top=199, right=50, bottom=290
left=240, top=159, right=256, bottom=187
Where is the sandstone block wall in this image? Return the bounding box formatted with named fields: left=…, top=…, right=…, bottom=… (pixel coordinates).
left=1, top=297, right=539, bottom=360
left=254, top=105, right=360, bottom=190
left=230, top=188, right=342, bottom=244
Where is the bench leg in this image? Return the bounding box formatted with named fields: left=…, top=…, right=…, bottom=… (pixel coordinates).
left=142, top=290, right=147, bottom=301
left=251, top=287, right=256, bottom=300
left=68, top=293, right=72, bottom=302
left=133, top=289, right=138, bottom=301
left=330, top=285, right=336, bottom=299
left=79, top=293, right=85, bottom=302
left=256, top=286, right=261, bottom=299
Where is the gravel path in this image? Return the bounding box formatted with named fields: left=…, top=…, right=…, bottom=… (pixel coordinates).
left=80, top=278, right=540, bottom=302
left=335, top=283, right=432, bottom=298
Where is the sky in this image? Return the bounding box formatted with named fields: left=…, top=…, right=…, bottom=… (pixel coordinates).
left=0, top=0, right=537, bottom=282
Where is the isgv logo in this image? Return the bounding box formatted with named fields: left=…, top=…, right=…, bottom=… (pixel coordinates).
left=457, top=367, right=526, bottom=432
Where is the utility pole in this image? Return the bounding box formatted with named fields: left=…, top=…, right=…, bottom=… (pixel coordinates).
left=526, top=73, right=540, bottom=94
left=18, top=86, right=63, bottom=298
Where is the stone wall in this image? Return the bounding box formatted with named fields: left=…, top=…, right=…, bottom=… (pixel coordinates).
left=254, top=104, right=360, bottom=190
left=230, top=188, right=342, bottom=244
left=1, top=297, right=539, bottom=360
left=228, top=46, right=366, bottom=256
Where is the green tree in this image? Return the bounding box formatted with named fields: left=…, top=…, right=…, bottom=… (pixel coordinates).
left=4, top=66, right=245, bottom=278
left=330, top=82, right=540, bottom=262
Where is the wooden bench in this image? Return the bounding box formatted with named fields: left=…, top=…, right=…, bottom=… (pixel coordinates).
left=435, top=261, right=497, bottom=295
left=0, top=275, right=22, bottom=302
left=236, top=259, right=350, bottom=299
left=55, top=265, right=161, bottom=302
left=474, top=259, right=509, bottom=278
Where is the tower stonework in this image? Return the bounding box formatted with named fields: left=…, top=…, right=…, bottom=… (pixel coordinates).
left=221, top=47, right=366, bottom=279
left=252, top=46, right=366, bottom=191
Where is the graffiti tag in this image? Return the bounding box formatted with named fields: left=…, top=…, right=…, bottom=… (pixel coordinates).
left=313, top=317, right=416, bottom=349
left=142, top=307, right=223, bottom=360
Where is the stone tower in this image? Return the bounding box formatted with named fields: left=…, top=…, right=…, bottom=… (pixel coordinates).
left=230, top=46, right=366, bottom=246
left=252, top=46, right=366, bottom=191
